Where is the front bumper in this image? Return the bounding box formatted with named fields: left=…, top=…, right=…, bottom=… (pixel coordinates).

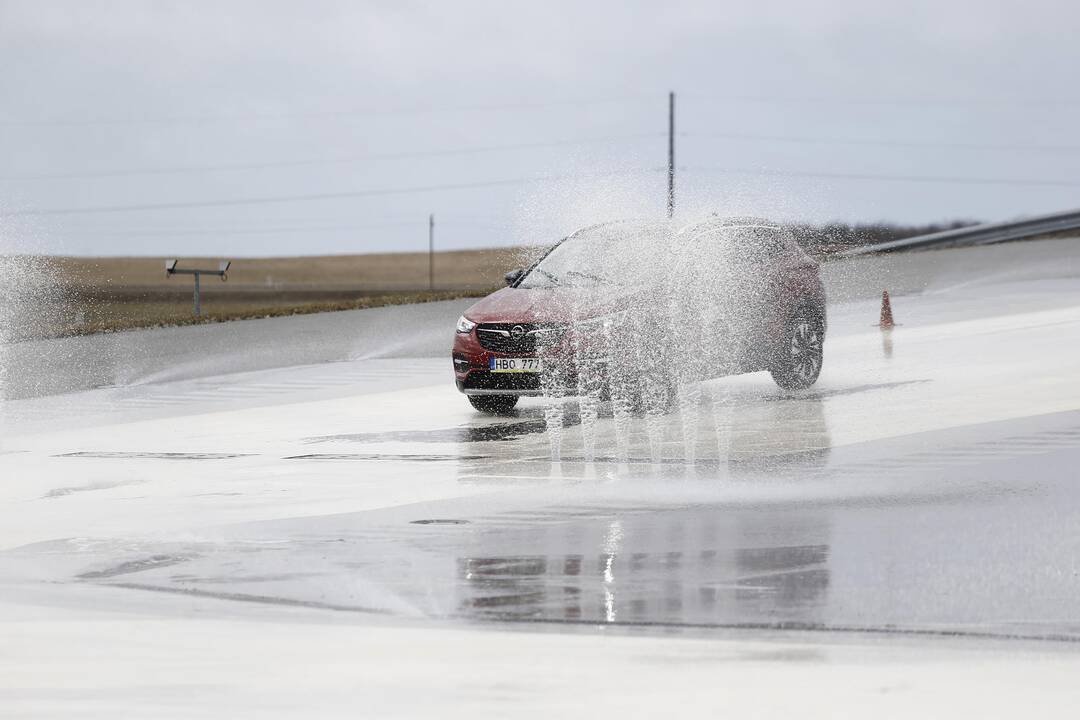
left=456, top=371, right=546, bottom=396
left=453, top=326, right=599, bottom=397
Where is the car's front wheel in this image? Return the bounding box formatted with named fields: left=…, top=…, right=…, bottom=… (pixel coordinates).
left=468, top=394, right=519, bottom=414
left=770, top=308, right=824, bottom=390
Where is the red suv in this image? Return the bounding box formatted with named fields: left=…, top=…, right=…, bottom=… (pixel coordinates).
left=453, top=217, right=826, bottom=413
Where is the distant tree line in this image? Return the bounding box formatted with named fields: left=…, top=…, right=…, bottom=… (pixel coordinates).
left=789, top=219, right=981, bottom=255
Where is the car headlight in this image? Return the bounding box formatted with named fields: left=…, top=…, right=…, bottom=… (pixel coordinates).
left=456, top=315, right=477, bottom=334
left=575, top=310, right=628, bottom=332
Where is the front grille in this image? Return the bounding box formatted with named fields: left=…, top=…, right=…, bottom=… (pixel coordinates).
left=475, top=323, right=567, bottom=353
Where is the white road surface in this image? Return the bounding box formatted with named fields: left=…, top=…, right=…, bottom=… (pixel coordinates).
left=2, top=238, right=1080, bottom=718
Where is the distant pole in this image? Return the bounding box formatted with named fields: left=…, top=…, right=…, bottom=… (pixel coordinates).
left=193, top=273, right=201, bottom=316
left=667, top=91, right=675, bottom=219
left=428, top=213, right=435, bottom=290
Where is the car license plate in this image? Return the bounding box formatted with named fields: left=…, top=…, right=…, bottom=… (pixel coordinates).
left=490, top=357, right=542, bottom=373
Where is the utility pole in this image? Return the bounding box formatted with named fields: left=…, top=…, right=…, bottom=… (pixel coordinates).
left=428, top=213, right=435, bottom=291
left=667, top=91, right=676, bottom=219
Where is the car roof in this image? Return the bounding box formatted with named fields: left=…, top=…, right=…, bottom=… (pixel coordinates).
left=677, top=216, right=783, bottom=234
left=565, top=219, right=672, bottom=239
left=565, top=217, right=783, bottom=241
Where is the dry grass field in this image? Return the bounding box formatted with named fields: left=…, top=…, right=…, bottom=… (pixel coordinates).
left=53, top=247, right=535, bottom=293
left=31, top=247, right=541, bottom=338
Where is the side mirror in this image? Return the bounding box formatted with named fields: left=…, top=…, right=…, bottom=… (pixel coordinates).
left=504, top=268, right=524, bottom=286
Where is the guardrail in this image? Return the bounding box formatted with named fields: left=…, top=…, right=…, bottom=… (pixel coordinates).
left=840, top=207, right=1080, bottom=257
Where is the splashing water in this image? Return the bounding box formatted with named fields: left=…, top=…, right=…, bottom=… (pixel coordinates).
left=511, top=214, right=813, bottom=468
left=542, top=398, right=565, bottom=462
left=710, top=382, right=734, bottom=464
left=0, top=247, right=66, bottom=446
left=572, top=313, right=611, bottom=463
left=539, top=347, right=568, bottom=461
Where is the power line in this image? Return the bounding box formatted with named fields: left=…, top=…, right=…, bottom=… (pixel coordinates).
left=42, top=221, right=423, bottom=237
left=10, top=128, right=1069, bottom=184
left=50, top=216, right=567, bottom=239
left=0, top=133, right=664, bottom=182
left=9, top=92, right=1077, bottom=128
left=683, top=93, right=1080, bottom=109
left=4, top=168, right=661, bottom=218
left=51, top=218, right=524, bottom=237
left=41, top=211, right=442, bottom=231
left=13, top=163, right=1074, bottom=220
left=0, top=96, right=654, bottom=128
left=685, top=165, right=1080, bottom=188
left=684, top=131, right=1080, bottom=154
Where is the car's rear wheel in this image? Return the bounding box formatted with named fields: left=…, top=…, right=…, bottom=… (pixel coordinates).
left=770, top=308, right=824, bottom=390
left=468, top=394, right=519, bottom=414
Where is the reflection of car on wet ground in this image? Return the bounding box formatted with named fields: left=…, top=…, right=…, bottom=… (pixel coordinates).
left=453, top=217, right=827, bottom=413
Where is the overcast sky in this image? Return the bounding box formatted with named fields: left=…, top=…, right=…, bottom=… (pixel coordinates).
left=1, top=0, right=1078, bottom=256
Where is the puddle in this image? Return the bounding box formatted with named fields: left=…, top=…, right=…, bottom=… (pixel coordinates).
left=551, top=451, right=829, bottom=470
left=456, top=543, right=830, bottom=624
left=169, top=572, right=319, bottom=585
left=762, top=380, right=929, bottom=402
left=304, top=383, right=916, bottom=451
left=57, top=451, right=252, bottom=460
left=78, top=554, right=194, bottom=580
left=410, top=519, right=471, bottom=525
left=105, top=582, right=391, bottom=615
left=304, top=415, right=570, bottom=445
left=44, top=479, right=146, bottom=499
left=286, top=453, right=489, bottom=462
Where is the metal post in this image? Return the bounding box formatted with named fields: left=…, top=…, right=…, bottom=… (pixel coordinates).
left=193, top=272, right=201, bottom=316
left=667, top=91, right=676, bottom=219
left=429, top=213, right=435, bottom=291
left=166, top=260, right=228, bottom=317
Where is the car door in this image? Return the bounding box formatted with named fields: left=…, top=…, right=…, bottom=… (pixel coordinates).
left=664, top=226, right=760, bottom=377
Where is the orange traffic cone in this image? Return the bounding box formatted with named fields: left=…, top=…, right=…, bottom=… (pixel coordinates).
left=879, top=290, right=895, bottom=329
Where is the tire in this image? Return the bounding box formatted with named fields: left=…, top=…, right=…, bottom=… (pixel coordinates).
left=770, top=307, right=824, bottom=391
left=468, top=394, right=519, bottom=414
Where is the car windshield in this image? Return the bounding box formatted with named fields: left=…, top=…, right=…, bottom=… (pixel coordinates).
left=517, top=222, right=673, bottom=289
left=518, top=222, right=786, bottom=289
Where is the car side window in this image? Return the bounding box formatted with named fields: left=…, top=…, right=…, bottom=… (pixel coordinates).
left=743, top=227, right=787, bottom=262
left=671, top=225, right=789, bottom=269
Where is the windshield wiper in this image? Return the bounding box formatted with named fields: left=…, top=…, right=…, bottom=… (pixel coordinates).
left=530, top=267, right=561, bottom=285
left=565, top=270, right=614, bottom=285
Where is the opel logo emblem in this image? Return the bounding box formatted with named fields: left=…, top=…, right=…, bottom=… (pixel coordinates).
left=510, top=325, right=525, bottom=340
